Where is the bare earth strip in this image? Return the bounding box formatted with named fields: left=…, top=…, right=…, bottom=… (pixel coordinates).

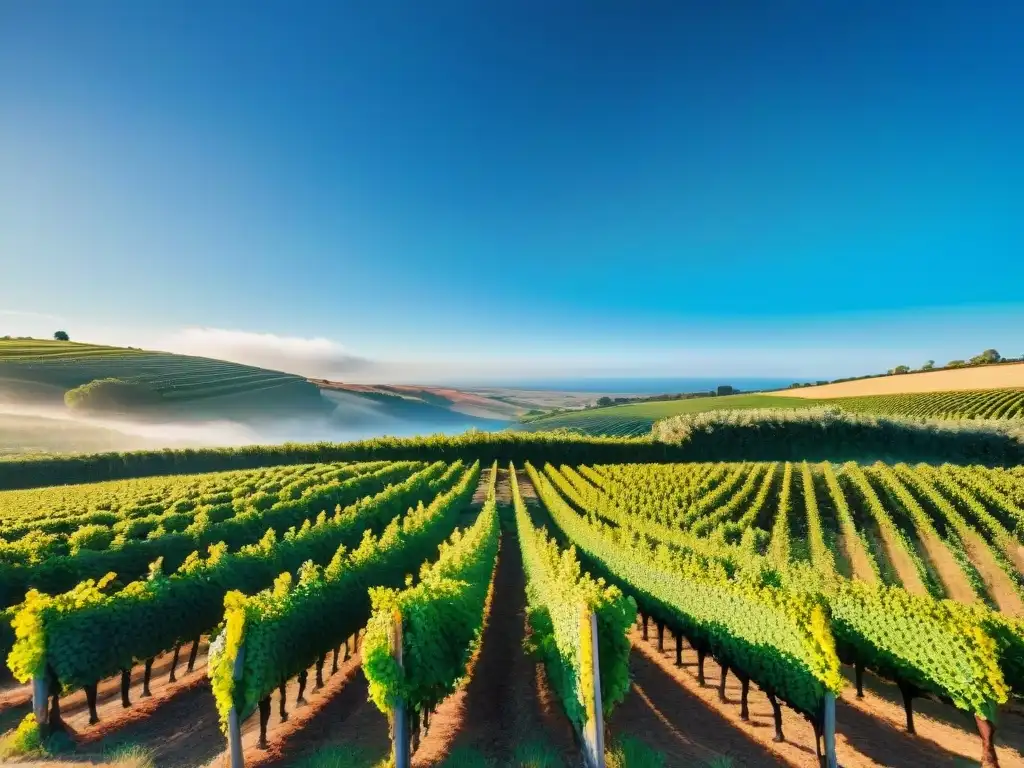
left=771, top=362, right=1024, bottom=399
left=840, top=530, right=882, bottom=586
left=411, top=493, right=578, bottom=765
left=876, top=530, right=927, bottom=595
left=961, top=529, right=1024, bottom=615
left=914, top=532, right=980, bottom=605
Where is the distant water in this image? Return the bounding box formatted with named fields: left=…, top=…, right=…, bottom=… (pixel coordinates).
left=457, top=377, right=794, bottom=394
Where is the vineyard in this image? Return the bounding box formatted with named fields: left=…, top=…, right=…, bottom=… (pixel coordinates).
left=518, top=389, right=1024, bottom=437
left=0, top=449, right=1023, bottom=767
left=829, top=389, right=1024, bottom=421
left=520, top=394, right=816, bottom=436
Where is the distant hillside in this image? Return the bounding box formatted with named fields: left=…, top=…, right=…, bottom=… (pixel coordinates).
left=519, top=393, right=815, bottom=436
left=0, top=340, right=518, bottom=456
left=0, top=338, right=327, bottom=419
left=771, top=361, right=1024, bottom=399
left=315, top=380, right=523, bottom=421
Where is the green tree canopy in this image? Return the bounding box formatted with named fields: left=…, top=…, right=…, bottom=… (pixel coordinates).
left=970, top=349, right=1001, bottom=365
left=53, top=330, right=70, bottom=341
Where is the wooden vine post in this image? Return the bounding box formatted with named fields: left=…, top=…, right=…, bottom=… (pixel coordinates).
left=822, top=692, right=838, bottom=768
left=391, top=608, right=411, bottom=768
left=227, top=641, right=247, bottom=768
left=580, top=606, right=605, bottom=768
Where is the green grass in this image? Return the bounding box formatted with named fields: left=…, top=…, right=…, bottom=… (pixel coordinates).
left=521, top=394, right=815, bottom=436
left=605, top=736, right=667, bottom=768
left=291, top=745, right=390, bottom=768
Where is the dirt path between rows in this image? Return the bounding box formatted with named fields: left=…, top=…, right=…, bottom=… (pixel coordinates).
left=962, top=529, right=1024, bottom=615
left=631, top=628, right=1024, bottom=767
left=610, top=636, right=786, bottom=766
left=410, top=488, right=578, bottom=766
left=1, top=642, right=220, bottom=768
left=838, top=666, right=1024, bottom=767
left=915, top=530, right=979, bottom=604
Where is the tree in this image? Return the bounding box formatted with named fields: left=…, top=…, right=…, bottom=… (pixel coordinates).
left=970, top=349, right=1001, bottom=365
left=946, top=360, right=966, bottom=368
left=922, top=360, right=935, bottom=371
left=889, top=365, right=911, bottom=375
left=596, top=397, right=613, bottom=407
left=64, top=378, right=161, bottom=412
left=53, top=330, right=70, bottom=341
left=716, top=385, right=735, bottom=396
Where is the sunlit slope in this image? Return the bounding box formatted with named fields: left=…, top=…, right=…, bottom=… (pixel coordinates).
left=827, top=389, right=1024, bottom=420
left=0, top=339, right=327, bottom=416
left=520, top=393, right=815, bottom=436
left=774, top=362, right=1024, bottom=399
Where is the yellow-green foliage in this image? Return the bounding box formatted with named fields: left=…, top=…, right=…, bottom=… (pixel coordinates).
left=512, top=464, right=633, bottom=729
left=0, top=713, right=43, bottom=758
left=530, top=462, right=842, bottom=718
left=208, top=462, right=482, bottom=733
left=363, top=463, right=500, bottom=715
left=536, top=460, right=1015, bottom=719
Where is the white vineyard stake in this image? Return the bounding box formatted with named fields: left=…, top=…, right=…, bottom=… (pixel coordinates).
left=32, top=669, right=49, bottom=726
left=581, top=607, right=605, bottom=768
left=392, top=609, right=410, bottom=768
left=823, top=692, right=837, bottom=768
left=227, top=642, right=247, bottom=768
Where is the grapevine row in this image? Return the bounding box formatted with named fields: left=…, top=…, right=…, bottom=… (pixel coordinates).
left=7, top=461, right=462, bottom=726
left=208, top=461, right=481, bottom=742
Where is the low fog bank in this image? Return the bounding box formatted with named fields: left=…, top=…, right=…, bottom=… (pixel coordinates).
left=0, top=399, right=499, bottom=458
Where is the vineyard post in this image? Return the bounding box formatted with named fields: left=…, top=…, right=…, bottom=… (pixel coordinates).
left=391, top=609, right=410, bottom=768
left=580, top=607, right=605, bottom=768
left=32, top=668, right=49, bottom=726
left=227, top=641, right=247, bottom=768
left=823, top=692, right=837, bottom=768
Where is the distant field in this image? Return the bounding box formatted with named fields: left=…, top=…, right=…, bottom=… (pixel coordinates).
left=0, top=339, right=326, bottom=415
left=830, top=388, right=1024, bottom=420
left=775, top=361, right=1024, bottom=399
left=520, top=393, right=815, bottom=436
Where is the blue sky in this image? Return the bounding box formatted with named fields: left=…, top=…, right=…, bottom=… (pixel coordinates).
left=1, top=2, right=1022, bottom=382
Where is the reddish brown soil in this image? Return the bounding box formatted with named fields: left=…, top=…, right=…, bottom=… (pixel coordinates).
left=610, top=637, right=787, bottom=766
left=876, top=529, right=927, bottom=596
left=470, top=466, right=494, bottom=508
left=915, top=530, right=979, bottom=604
left=237, top=633, right=389, bottom=768
left=962, top=529, right=1024, bottom=615
left=838, top=666, right=1024, bottom=767
left=631, top=628, right=1024, bottom=767
left=1, top=642, right=220, bottom=768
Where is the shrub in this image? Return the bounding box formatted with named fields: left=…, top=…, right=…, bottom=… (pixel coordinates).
left=68, top=523, right=115, bottom=554
left=64, top=378, right=162, bottom=413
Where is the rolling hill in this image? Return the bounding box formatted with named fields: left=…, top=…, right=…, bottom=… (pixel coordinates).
left=0, top=339, right=516, bottom=456
left=0, top=339, right=327, bottom=419
left=771, top=361, right=1024, bottom=399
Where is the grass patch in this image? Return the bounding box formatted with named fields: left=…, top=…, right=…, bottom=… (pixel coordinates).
left=292, top=745, right=390, bottom=768
left=0, top=714, right=44, bottom=759
left=606, top=735, right=666, bottom=768
left=101, top=743, right=157, bottom=768
left=513, top=740, right=565, bottom=767
left=440, top=746, right=495, bottom=767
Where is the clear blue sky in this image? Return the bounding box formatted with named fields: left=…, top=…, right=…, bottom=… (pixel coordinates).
left=1, top=2, right=1022, bottom=381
